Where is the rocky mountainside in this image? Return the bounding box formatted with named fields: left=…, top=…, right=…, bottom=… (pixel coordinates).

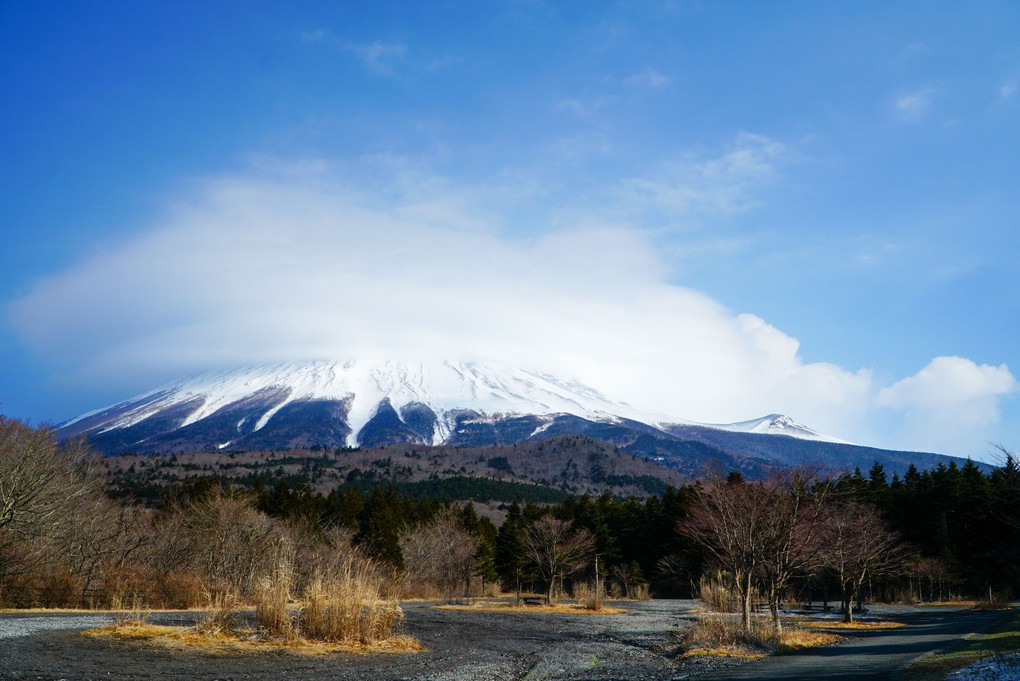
left=59, top=360, right=965, bottom=478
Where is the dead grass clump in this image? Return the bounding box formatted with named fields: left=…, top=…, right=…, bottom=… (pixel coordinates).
left=775, top=628, right=841, bottom=652
left=680, top=611, right=847, bottom=658
left=299, top=573, right=402, bottom=645
left=194, top=588, right=241, bottom=637
left=113, top=599, right=149, bottom=627
left=698, top=573, right=741, bottom=614
left=84, top=623, right=181, bottom=640
left=254, top=549, right=295, bottom=639
left=680, top=612, right=773, bottom=656
left=628, top=583, right=651, bottom=601
left=573, top=580, right=605, bottom=611
left=800, top=619, right=904, bottom=630
left=84, top=622, right=424, bottom=655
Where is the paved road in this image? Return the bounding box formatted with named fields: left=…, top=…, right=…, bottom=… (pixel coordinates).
left=693, top=605, right=1014, bottom=681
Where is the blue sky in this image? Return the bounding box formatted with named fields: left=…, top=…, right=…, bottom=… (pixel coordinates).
left=2, top=2, right=1019, bottom=459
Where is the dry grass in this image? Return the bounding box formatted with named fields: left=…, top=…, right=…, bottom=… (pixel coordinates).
left=572, top=580, right=605, bottom=611
left=437, top=600, right=627, bottom=615
left=775, top=628, right=841, bottom=652
left=680, top=612, right=843, bottom=658
left=254, top=564, right=294, bottom=639
left=799, top=619, right=905, bottom=630
left=300, top=575, right=403, bottom=644
left=84, top=622, right=424, bottom=655
left=194, top=589, right=241, bottom=637
left=680, top=613, right=773, bottom=656
left=698, top=573, right=741, bottom=614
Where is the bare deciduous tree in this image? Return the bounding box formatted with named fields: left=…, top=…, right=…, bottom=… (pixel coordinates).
left=0, top=419, right=97, bottom=539
left=523, top=516, right=594, bottom=604
left=819, top=500, right=905, bottom=623
left=755, top=472, right=830, bottom=633
left=678, top=477, right=775, bottom=632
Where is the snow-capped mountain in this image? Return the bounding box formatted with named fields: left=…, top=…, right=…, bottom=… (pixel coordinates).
left=58, top=359, right=840, bottom=451
left=59, top=359, right=960, bottom=477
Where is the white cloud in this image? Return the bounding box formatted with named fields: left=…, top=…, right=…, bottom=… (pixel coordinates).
left=623, top=70, right=669, bottom=89
left=894, top=87, right=937, bottom=122
left=877, top=356, right=1015, bottom=410
left=11, top=160, right=868, bottom=432
left=876, top=356, right=1017, bottom=452
left=9, top=161, right=1014, bottom=457
left=1000, top=81, right=1017, bottom=101
left=619, top=132, right=785, bottom=218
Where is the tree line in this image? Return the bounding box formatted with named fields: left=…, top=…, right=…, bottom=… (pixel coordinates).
left=1, top=415, right=1017, bottom=613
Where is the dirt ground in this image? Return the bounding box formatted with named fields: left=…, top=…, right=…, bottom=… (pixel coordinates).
left=0, top=599, right=747, bottom=681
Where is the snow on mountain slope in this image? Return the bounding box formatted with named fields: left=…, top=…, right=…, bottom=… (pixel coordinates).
left=706, top=413, right=857, bottom=445
left=60, top=359, right=848, bottom=448
left=62, top=360, right=673, bottom=447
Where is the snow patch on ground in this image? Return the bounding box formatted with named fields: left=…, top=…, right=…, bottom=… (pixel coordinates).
left=949, top=653, right=1020, bottom=680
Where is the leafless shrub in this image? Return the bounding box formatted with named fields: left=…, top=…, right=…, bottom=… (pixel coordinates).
left=152, top=571, right=207, bottom=609
left=399, top=510, right=477, bottom=602
left=609, top=561, right=649, bottom=600
left=978, top=587, right=1012, bottom=609
left=153, top=493, right=283, bottom=599
left=102, top=566, right=149, bottom=610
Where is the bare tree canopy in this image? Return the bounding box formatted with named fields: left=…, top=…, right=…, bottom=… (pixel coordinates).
left=818, top=500, right=906, bottom=623
left=523, top=516, right=594, bottom=604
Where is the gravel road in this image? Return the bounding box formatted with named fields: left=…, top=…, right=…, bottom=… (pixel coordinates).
left=0, top=600, right=710, bottom=681
left=0, top=602, right=1006, bottom=681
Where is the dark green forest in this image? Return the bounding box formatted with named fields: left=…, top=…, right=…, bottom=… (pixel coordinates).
left=149, top=455, right=1020, bottom=602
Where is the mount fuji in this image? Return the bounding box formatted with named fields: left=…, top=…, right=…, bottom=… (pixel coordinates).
left=57, top=360, right=960, bottom=477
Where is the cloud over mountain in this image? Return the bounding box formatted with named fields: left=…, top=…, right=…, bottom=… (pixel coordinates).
left=9, top=160, right=1014, bottom=456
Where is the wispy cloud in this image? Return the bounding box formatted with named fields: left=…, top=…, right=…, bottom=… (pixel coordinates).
left=1000, top=80, right=1017, bottom=101
left=348, top=40, right=408, bottom=76
left=300, top=28, right=328, bottom=43
left=894, top=87, right=937, bottom=122
left=619, top=132, right=785, bottom=219
left=623, top=70, right=669, bottom=89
